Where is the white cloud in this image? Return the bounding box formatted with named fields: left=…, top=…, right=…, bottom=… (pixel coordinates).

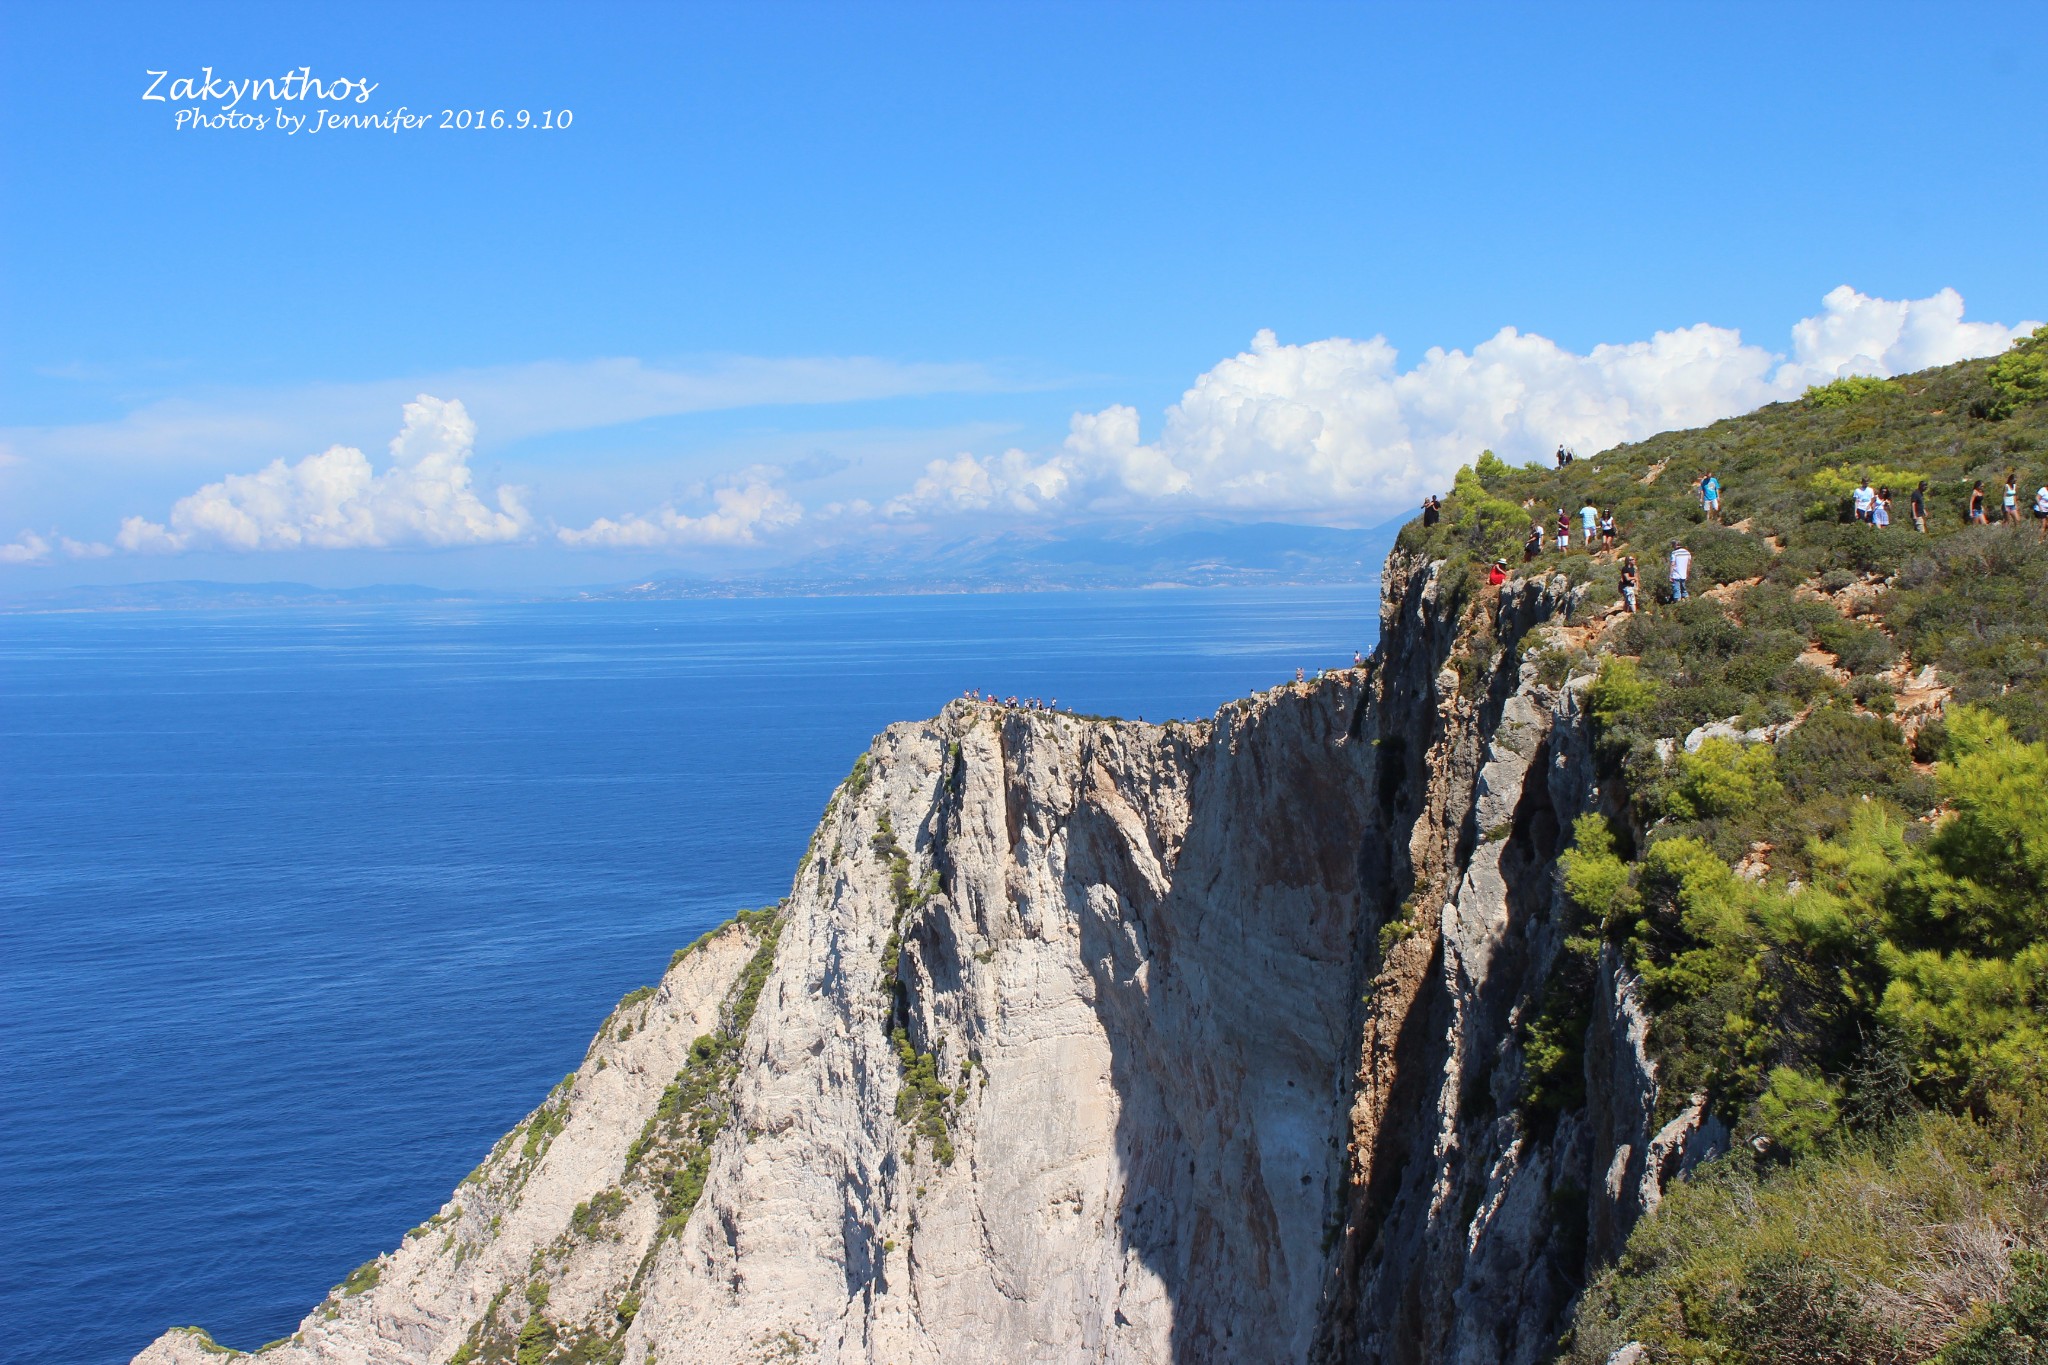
left=0, top=530, right=111, bottom=564
left=1, top=531, right=51, bottom=564
left=558, top=467, right=804, bottom=548
left=1783, top=285, right=2030, bottom=385
left=116, top=396, right=532, bottom=553
left=2, top=354, right=1013, bottom=474
left=884, top=287, right=2039, bottom=522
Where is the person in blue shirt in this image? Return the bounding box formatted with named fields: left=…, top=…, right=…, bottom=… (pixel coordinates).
left=1699, top=471, right=1721, bottom=522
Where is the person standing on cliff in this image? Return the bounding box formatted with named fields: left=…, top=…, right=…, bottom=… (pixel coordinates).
left=1421, top=494, right=1441, bottom=527
left=1525, top=523, right=1543, bottom=561
left=1668, top=541, right=1692, bottom=602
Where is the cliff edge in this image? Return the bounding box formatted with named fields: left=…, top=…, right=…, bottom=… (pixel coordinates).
left=138, top=543, right=1689, bottom=1365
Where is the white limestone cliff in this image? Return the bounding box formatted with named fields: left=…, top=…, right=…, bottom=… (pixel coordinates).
left=137, top=550, right=1718, bottom=1365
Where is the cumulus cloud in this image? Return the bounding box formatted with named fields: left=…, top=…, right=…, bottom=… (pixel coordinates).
left=116, top=397, right=531, bottom=553
left=558, top=467, right=804, bottom=548
left=1, top=531, right=51, bottom=564
left=1783, top=286, right=2032, bottom=385
left=884, top=286, right=2039, bottom=522
left=0, top=530, right=114, bottom=564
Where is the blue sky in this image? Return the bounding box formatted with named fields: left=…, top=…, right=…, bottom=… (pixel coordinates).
left=2, top=1, right=2043, bottom=586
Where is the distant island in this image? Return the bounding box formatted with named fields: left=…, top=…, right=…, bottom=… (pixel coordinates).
left=5, top=517, right=1398, bottom=612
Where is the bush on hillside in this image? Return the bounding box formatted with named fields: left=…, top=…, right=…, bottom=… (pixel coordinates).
left=1806, top=375, right=1906, bottom=408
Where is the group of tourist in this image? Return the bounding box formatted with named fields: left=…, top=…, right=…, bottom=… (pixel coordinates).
left=965, top=688, right=1058, bottom=711
left=1962, top=470, right=2048, bottom=537
left=1847, top=470, right=2048, bottom=538
left=1469, top=458, right=2048, bottom=620
left=1514, top=498, right=1621, bottom=565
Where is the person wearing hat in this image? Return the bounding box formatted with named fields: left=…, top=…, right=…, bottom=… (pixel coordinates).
left=1487, top=558, right=1508, bottom=586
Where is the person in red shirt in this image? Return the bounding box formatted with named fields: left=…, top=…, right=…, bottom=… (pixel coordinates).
left=1487, top=559, right=1508, bottom=586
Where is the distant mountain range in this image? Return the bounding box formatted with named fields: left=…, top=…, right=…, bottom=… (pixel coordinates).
left=582, top=517, right=1400, bottom=599
left=1, top=517, right=1400, bottom=611
left=0, top=580, right=512, bottom=612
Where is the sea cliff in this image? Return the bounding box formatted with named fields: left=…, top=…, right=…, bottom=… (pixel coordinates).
left=138, top=547, right=1691, bottom=1365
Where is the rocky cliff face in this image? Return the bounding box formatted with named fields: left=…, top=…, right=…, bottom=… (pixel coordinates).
left=138, top=551, right=1715, bottom=1365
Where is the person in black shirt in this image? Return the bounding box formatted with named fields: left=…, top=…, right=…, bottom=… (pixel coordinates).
left=1421, top=495, right=1441, bottom=527
left=1910, top=481, right=1927, bottom=533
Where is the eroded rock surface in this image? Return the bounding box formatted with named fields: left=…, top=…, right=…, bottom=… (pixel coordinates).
left=137, top=552, right=1717, bottom=1365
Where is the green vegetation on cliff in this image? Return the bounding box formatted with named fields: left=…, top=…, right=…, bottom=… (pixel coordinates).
left=1400, top=333, right=2048, bottom=1361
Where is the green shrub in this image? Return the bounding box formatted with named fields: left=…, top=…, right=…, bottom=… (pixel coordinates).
left=515, top=1312, right=556, bottom=1365
left=1589, top=657, right=1658, bottom=731
left=1937, top=1249, right=2048, bottom=1364
left=1569, top=1108, right=2048, bottom=1363
left=1983, top=324, right=2048, bottom=418
left=338, top=1259, right=381, bottom=1297
left=1752, top=1067, right=1843, bottom=1160
left=1666, top=738, right=1782, bottom=820
left=1806, top=375, right=1905, bottom=408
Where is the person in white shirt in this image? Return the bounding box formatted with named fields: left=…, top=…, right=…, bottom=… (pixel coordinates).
left=1668, top=541, right=1692, bottom=602
left=2034, top=483, right=2048, bottom=540
left=1852, top=478, right=1876, bottom=522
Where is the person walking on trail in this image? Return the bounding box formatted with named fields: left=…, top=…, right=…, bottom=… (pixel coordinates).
left=1969, top=481, right=1988, bottom=524
left=1556, top=445, right=1568, bottom=470
left=1555, top=508, right=1571, bottom=554
left=1853, top=475, right=1876, bottom=523
left=1599, top=510, right=1617, bottom=552
left=2003, top=471, right=2020, bottom=524
left=1873, top=487, right=1892, bottom=529
left=1911, top=481, right=1928, bottom=533
left=1525, top=523, right=1543, bottom=561
left=2034, top=481, right=2048, bottom=540
left=1620, top=555, right=1639, bottom=613
left=1579, top=500, right=1599, bottom=547
left=1668, top=541, right=1692, bottom=602
left=1700, top=471, right=1721, bottom=521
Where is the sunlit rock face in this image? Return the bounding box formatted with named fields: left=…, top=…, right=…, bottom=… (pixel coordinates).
left=139, top=553, right=1707, bottom=1365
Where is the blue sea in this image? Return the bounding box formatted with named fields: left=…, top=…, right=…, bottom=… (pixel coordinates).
left=0, top=588, right=1377, bottom=1365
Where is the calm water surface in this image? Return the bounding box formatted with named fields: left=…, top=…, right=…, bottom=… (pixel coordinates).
left=0, top=589, right=1376, bottom=1363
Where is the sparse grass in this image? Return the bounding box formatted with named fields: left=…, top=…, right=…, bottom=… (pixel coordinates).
left=1566, top=1107, right=2048, bottom=1363
left=892, top=1027, right=960, bottom=1165
left=337, top=1258, right=381, bottom=1297
left=625, top=905, right=786, bottom=1242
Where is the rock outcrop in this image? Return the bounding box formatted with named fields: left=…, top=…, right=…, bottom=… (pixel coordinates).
left=137, top=550, right=1720, bottom=1365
